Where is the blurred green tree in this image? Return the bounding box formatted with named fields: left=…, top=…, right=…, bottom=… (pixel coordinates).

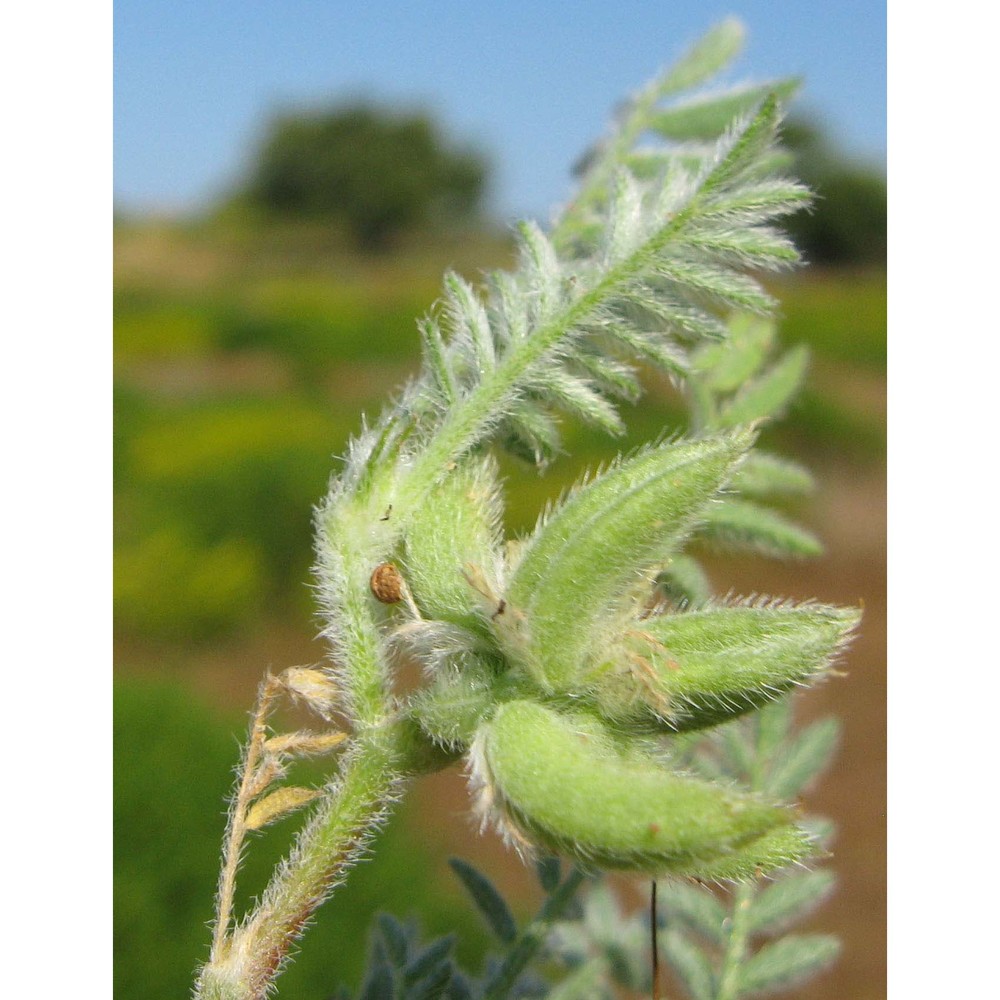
left=244, top=103, right=488, bottom=250
left=782, top=117, right=887, bottom=265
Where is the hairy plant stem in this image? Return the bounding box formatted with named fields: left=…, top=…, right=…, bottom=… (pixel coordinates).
left=196, top=474, right=431, bottom=999
left=195, top=715, right=453, bottom=1000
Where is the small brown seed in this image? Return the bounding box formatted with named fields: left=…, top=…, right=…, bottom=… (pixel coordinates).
left=370, top=562, right=404, bottom=604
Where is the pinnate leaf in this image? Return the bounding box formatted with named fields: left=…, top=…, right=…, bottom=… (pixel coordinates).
left=749, top=869, right=837, bottom=934
left=448, top=857, right=518, bottom=944
left=740, top=933, right=840, bottom=993
left=766, top=717, right=841, bottom=798
left=657, top=880, right=727, bottom=943
left=662, top=928, right=716, bottom=1000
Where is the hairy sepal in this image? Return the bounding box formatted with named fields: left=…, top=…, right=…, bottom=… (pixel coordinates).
left=473, top=700, right=812, bottom=877
left=587, top=602, right=860, bottom=732
left=495, top=429, right=753, bottom=689
left=408, top=655, right=505, bottom=751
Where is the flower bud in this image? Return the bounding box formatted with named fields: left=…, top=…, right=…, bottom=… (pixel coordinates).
left=587, top=602, right=860, bottom=732
left=495, top=431, right=752, bottom=690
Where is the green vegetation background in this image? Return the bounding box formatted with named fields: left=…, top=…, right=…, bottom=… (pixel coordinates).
left=114, top=211, right=885, bottom=999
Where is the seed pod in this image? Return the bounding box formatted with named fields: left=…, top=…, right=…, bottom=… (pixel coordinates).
left=402, top=454, right=504, bottom=630
left=495, top=430, right=752, bottom=690
left=588, top=602, right=860, bottom=732
left=474, top=700, right=811, bottom=877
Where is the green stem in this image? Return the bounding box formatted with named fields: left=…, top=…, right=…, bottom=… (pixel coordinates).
left=688, top=379, right=716, bottom=433
left=553, top=76, right=664, bottom=246
left=314, top=495, right=398, bottom=726
left=197, top=430, right=435, bottom=999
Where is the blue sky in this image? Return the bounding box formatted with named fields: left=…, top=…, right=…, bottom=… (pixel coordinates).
left=114, top=1, right=885, bottom=222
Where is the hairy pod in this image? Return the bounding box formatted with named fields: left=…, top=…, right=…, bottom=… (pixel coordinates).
left=473, top=700, right=812, bottom=877
left=495, top=430, right=753, bottom=689
left=588, top=602, right=860, bottom=732
left=402, top=454, right=505, bottom=632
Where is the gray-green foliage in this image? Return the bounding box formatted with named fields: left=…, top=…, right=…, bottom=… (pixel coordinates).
left=195, top=20, right=857, bottom=1000
left=657, top=702, right=842, bottom=1000
left=332, top=857, right=588, bottom=999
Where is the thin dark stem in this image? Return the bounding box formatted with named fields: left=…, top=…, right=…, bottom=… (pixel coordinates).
left=651, top=879, right=661, bottom=1000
